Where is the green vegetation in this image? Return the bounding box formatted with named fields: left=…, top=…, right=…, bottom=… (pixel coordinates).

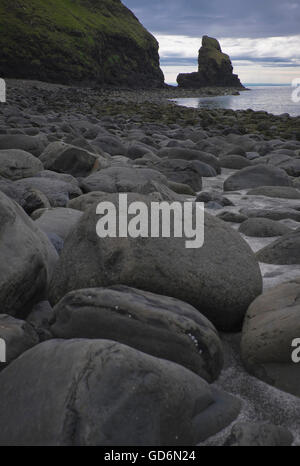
left=0, top=0, right=164, bottom=86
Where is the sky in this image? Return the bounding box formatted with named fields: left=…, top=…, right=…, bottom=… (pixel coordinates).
left=123, top=0, right=300, bottom=85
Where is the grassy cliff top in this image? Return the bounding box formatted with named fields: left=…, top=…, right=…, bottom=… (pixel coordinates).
left=0, top=0, right=163, bottom=86
left=0, top=0, right=156, bottom=48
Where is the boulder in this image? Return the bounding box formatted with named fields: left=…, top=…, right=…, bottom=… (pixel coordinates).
left=0, top=134, right=47, bottom=156
left=80, top=166, right=169, bottom=195
left=13, top=176, right=82, bottom=207
left=0, top=191, right=58, bottom=318
left=152, top=159, right=204, bottom=191
left=177, top=36, right=243, bottom=88
left=51, top=286, right=223, bottom=382
left=240, top=207, right=300, bottom=222
left=256, top=228, right=300, bottom=264
left=0, top=339, right=241, bottom=445
left=26, top=301, right=54, bottom=341
left=241, top=279, right=300, bottom=397
left=217, top=211, right=248, bottom=223
left=247, top=186, right=300, bottom=199
left=239, top=218, right=291, bottom=237
left=39, top=142, right=102, bottom=177
left=224, top=165, right=292, bottom=191
left=49, top=193, right=262, bottom=331
left=158, top=147, right=221, bottom=174
left=0, top=314, right=39, bottom=367
left=0, top=149, right=43, bottom=180
left=33, top=207, right=83, bottom=241
left=219, top=155, right=252, bottom=170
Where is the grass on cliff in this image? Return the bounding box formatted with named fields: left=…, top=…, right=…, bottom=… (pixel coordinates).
left=0, top=0, right=157, bottom=78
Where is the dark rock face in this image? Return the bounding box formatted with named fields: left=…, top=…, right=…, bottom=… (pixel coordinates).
left=50, top=286, right=224, bottom=382
left=177, top=36, right=244, bottom=88
left=0, top=0, right=164, bottom=88
left=0, top=339, right=241, bottom=446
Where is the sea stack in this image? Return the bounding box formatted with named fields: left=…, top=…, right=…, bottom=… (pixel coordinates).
left=177, top=35, right=244, bottom=88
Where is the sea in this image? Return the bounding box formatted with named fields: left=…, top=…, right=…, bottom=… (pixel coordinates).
left=172, top=85, right=300, bottom=117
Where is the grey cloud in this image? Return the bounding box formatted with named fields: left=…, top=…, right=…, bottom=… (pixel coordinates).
left=123, top=0, right=300, bottom=38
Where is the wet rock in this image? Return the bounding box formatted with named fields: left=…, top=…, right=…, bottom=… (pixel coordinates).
left=224, top=165, right=292, bottom=191
left=239, top=218, right=291, bottom=237
left=0, top=191, right=58, bottom=318
left=49, top=193, right=262, bottom=331
left=0, top=339, right=241, bottom=445
left=0, top=149, right=43, bottom=180
left=241, top=279, right=300, bottom=397
left=51, top=286, right=223, bottom=382
left=0, top=315, right=39, bottom=367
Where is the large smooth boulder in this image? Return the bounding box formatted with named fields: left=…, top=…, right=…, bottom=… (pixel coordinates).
left=219, top=155, right=252, bottom=170
left=39, top=142, right=103, bottom=177
left=49, top=193, right=262, bottom=331
left=0, top=149, right=43, bottom=180
left=157, top=148, right=221, bottom=174
left=51, top=286, right=223, bottom=382
left=256, top=228, right=300, bottom=264
left=241, top=279, right=300, bottom=397
left=154, top=158, right=215, bottom=188
left=80, top=166, right=169, bottom=195
left=0, top=315, right=39, bottom=367
left=0, top=134, right=47, bottom=156
left=247, top=186, right=300, bottom=199
left=240, top=207, right=300, bottom=222
left=239, top=218, right=291, bottom=237
left=152, top=159, right=205, bottom=191
left=13, top=176, right=82, bottom=207
left=0, top=191, right=58, bottom=318
left=33, top=207, right=83, bottom=241
left=224, top=165, right=292, bottom=191
left=0, top=339, right=241, bottom=446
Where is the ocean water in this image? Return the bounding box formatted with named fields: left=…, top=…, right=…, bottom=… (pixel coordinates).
left=172, top=85, right=300, bottom=117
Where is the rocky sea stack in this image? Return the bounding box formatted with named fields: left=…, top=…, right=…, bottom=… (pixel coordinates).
left=0, top=0, right=164, bottom=88
left=177, top=36, right=244, bottom=88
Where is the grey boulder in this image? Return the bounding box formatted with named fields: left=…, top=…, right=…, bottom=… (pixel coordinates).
left=256, top=228, right=300, bottom=264
left=241, top=279, right=300, bottom=397
left=0, top=191, right=58, bottom=317
left=49, top=193, right=262, bottom=331
left=51, top=286, right=223, bottom=382
left=239, top=218, right=291, bottom=237
left=0, top=134, right=47, bottom=156
left=224, top=165, right=292, bottom=191
left=0, top=314, right=39, bottom=367
left=0, top=149, right=43, bottom=180
left=0, top=339, right=241, bottom=446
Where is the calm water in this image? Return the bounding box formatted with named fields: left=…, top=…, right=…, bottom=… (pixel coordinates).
left=173, top=86, right=300, bottom=117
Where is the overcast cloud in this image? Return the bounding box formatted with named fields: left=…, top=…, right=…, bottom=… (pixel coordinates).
left=123, top=0, right=300, bottom=84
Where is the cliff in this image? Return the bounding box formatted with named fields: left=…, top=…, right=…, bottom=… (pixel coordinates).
left=177, top=36, right=244, bottom=88
left=0, top=0, right=164, bottom=88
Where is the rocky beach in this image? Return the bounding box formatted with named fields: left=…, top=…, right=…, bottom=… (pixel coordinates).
left=0, top=79, right=299, bottom=446
left=0, top=0, right=300, bottom=449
